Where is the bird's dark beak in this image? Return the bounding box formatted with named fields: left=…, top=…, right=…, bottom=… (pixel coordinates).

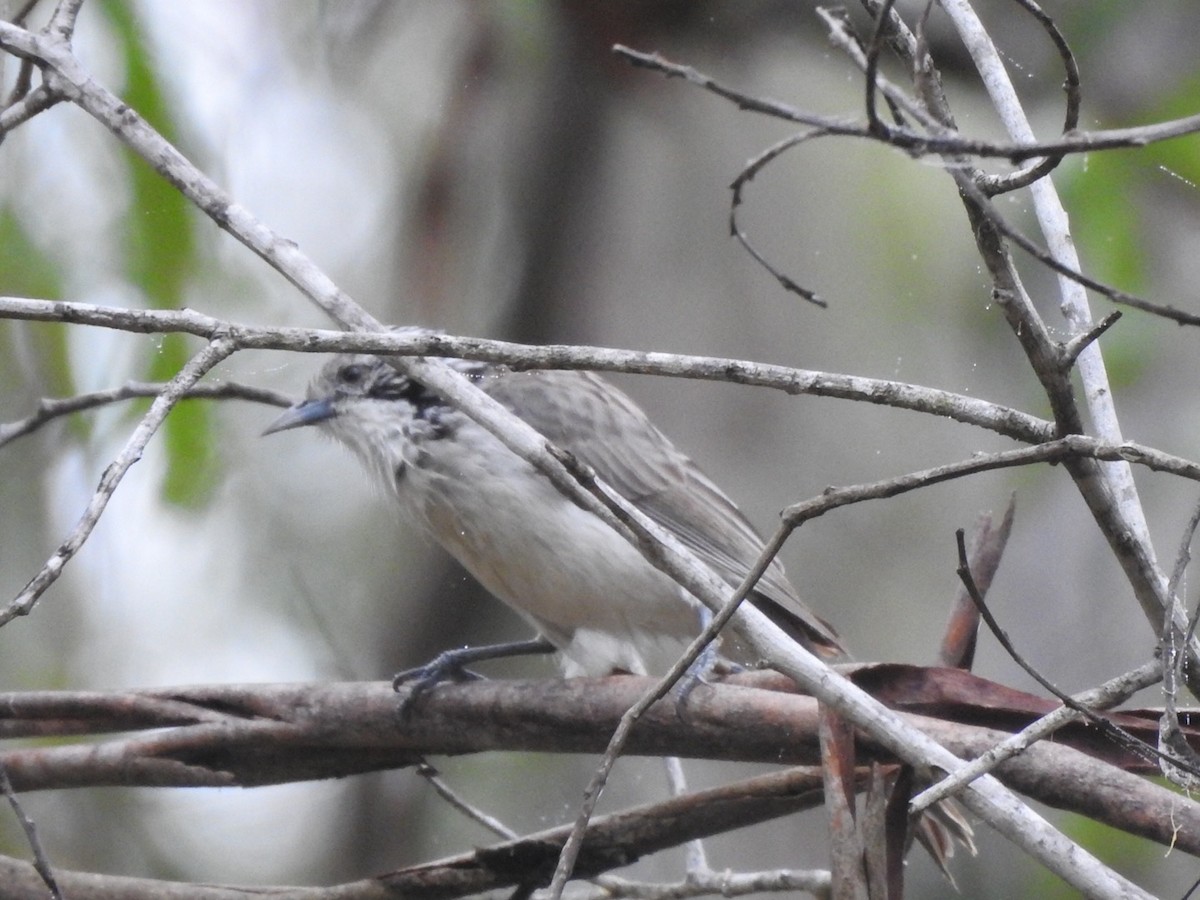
left=262, top=398, right=337, bottom=436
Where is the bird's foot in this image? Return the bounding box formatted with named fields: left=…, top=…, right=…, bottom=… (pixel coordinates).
left=392, top=637, right=556, bottom=717
left=671, top=644, right=740, bottom=719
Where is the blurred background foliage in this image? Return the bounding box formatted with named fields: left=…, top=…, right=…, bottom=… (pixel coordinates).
left=2, top=1, right=1200, bottom=896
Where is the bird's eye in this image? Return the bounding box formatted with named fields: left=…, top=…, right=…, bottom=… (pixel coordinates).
left=338, top=364, right=366, bottom=385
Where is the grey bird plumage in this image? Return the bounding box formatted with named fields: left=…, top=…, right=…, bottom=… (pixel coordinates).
left=265, top=334, right=845, bottom=678
left=265, top=332, right=975, bottom=871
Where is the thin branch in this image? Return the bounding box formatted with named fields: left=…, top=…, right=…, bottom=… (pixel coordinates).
left=43, top=0, right=84, bottom=43
left=0, top=81, right=59, bottom=139
left=610, top=43, right=1200, bottom=163
left=973, top=0, right=1081, bottom=196
left=0, top=296, right=1053, bottom=443
left=0, top=380, right=292, bottom=448
left=860, top=0, right=955, bottom=130
left=0, top=338, right=237, bottom=626
left=783, top=437, right=1200, bottom=529
left=0, top=850, right=832, bottom=900
left=565, top=868, right=834, bottom=900
left=547, top=474, right=796, bottom=896
left=954, top=530, right=1173, bottom=776
left=728, top=129, right=831, bottom=306
left=0, top=765, right=834, bottom=899
left=939, top=499, right=1017, bottom=670
left=0, top=0, right=40, bottom=119
left=0, top=763, right=61, bottom=900
left=9, top=0, right=42, bottom=28
left=1058, top=312, right=1122, bottom=371
left=1159, top=497, right=1200, bottom=789
left=861, top=0, right=900, bottom=137
left=1169, top=496, right=1200, bottom=600
left=416, top=762, right=518, bottom=841
left=953, top=169, right=1200, bottom=326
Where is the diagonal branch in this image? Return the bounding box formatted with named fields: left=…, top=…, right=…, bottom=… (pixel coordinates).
left=0, top=337, right=237, bottom=625
left=910, top=659, right=1163, bottom=815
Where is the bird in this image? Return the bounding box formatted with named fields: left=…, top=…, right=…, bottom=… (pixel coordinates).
left=264, top=334, right=846, bottom=680
left=263, top=330, right=973, bottom=873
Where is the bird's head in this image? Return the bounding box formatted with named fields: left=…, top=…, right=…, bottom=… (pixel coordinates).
left=264, top=334, right=496, bottom=489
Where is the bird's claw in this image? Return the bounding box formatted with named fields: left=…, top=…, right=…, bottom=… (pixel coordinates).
left=392, top=648, right=488, bottom=716
left=391, top=638, right=556, bottom=718
left=671, top=644, right=738, bottom=721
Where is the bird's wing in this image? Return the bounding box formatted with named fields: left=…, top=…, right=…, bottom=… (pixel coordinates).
left=484, top=369, right=845, bottom=658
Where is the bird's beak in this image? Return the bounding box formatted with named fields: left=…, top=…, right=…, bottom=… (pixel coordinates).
left=262, top=398, right=337, bottom=436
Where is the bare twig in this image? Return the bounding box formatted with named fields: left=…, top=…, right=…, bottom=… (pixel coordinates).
left=972, top=0, right=1081, bottom=195
left=0, top=380, right=292, bottom=448
left=1058, top=312, right=1122, bottom=371
left=953, top=170, right=1200, bottom=326
left=546, top=471, right=795, bottom=896
left=0, top=296, right=1052, bottom=443
left=1159, top=500, right=1200, bottom=789
left=610, top=44, right=1200, bottom=163
left=939, top=498, right=1017, bottom=670
left=0, top=764, right=833, bottom=900
left=860, top=0, right=900, bottom=137
left=954, top=530, right=1172, bottom=776
left=42, top=0, right=83, bottom=43
left=783, top=438, right=1200, bottom=529
left=0, top=81, right=59, bottom=138
left=0, top=763, right=60, bottom=900
left=728, top=129, right=831, bottom=306
left=416, top=762, right=518, bottom=840
left=563, top=868, right=834, bottom=900
left=1169, top=497, right=1200, bottom=600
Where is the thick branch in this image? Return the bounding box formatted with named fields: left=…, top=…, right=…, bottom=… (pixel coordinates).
left=0, top=767, right=834, bottom=900
left=1, top=676, right=1196, bottom=857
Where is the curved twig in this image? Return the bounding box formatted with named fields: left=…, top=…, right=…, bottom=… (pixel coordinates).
left=728, top=129, right=831, bottom=306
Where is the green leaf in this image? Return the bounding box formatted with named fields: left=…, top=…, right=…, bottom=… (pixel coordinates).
left=101, top=0, right=218, bottom=507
